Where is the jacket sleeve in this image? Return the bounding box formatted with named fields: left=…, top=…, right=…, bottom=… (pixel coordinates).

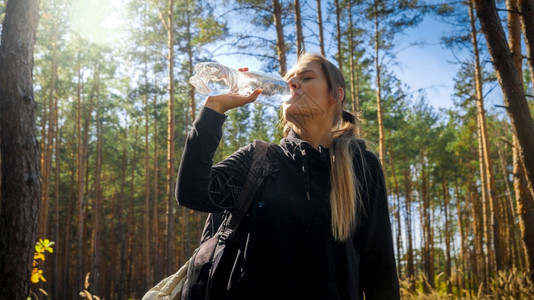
left=355, top=151, right=400, bottom=299
left=175, top=106, right=254, bottom=213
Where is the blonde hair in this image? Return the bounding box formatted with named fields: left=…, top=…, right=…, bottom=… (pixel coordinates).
left=282, top=53, right=366, bottom=241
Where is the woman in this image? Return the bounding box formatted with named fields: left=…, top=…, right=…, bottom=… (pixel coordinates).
left=176, top=53, right=399, bottom=300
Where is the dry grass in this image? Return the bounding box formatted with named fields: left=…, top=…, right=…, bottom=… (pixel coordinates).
left=399, top=269, right=534, bottom=300
left=79, top=272, right=101, bottom=300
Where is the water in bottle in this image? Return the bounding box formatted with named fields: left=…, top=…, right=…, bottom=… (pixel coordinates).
left=189, top=62, right=291, bottom=107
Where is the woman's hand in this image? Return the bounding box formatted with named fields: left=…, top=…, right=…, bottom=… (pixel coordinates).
left=203, top=67, right=262, bottom=114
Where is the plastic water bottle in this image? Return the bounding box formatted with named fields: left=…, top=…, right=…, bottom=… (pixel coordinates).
left=189, top=62, right=291, bottom=107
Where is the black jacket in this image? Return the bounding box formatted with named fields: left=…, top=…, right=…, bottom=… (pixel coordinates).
left=176, top=106, right=400, bottom=300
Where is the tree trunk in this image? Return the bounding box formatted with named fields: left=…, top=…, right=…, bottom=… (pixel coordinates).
left=165, top=0, right=176, bottom=276
left=454, top=176, right=467, bottom=294
left=347, top=1, right=361, bottom=130
left=518, top=0, right=534, bottom=89
left=373, top=1, right=387, bottom=176
left=127, top=125, right=139, bottom=295
left=497, top=138, right=520, bottom=269
left=118, top=141, right=128, bottom=299
left=388, top=145, right=402, bottom=276
left=334, top=0, right=343, bottom=72
left=63, top=170, right=75, bottom=299
left=420, top=151, right=434, bottom=289
left=143, top=73, right=152, bottom=291
left=403, top=169, right=415, bottom=290
left=477, top=118, right=493, bottom=284
left=76, top=50, right=86, bottom=293
left=470, top=183, right=486, bottom=290
left=186, top=0, right=195, bottom=122
left=153, top=92, right=161, bottom=283
left=474, top=0, right=534, bottom=204
left=442, top=175, right=452, bottom=294
left=272, top=0, right=287, bottom=75
left=52, top=113, right=61, bottom=297
left=294, top=0, right=304, bottom=56
left=316, top=0, right=325, bottom=56
left=91, top=67, right=103, bottom=296
left=469, top=0, right=503, bottom=272
left=508, top=0, right=534, bottom=280
left=38, top=24, right=58, bottom=240
left=0, top=0, right=41, bottom=298
left=514, top=136, right=534, bottom=281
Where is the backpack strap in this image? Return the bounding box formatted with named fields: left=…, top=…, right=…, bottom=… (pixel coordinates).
left=223, top=139, right=272, bottom=239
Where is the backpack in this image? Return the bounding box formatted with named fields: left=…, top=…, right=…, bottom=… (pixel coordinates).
left=142, top=140, right=275, bottom=300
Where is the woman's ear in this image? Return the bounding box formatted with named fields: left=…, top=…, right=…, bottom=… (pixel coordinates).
left=329, top=87, right=344, bottom=104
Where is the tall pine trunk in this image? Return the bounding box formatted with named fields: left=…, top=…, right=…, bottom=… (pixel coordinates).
left=165, top=0, right=176, bottom=276
left=373, top=1, right=387, bottom=176
left=404, top=169, right=415, bottom=291
left=454, top=176, right=467, bottom=294
left=143, top=77, right=152, bottom=291
left=347, top=1, right=361, bottom=125
left=334, top=0, right=343, bottom=72
left=468, top=0, right=503, bottom=272
left=0, top=0, right=41, bottom=298
left=38, top=23, right=58, bottom=240
left=474, top=0, right=534, bottom=280
left=272, top=0, right=287, bottom=75
left=153, top=91, right=161, bottom=283
left=509, top=0, right=534, bottom=280
left=519, top=0, right=534, bottom=90
left=127, top=126, right=139, bottom=295
left=442, top=175, right=452, bottom=294
left=91, top=67, right=103, bottom=295
left=316, top=0, right=325, bottom=56
left=420, top=150, right=434, bottom=289
left=118, top=138, right=128, bottom=299
left=474, top=0, right=534, bottom=216
left=294, top=0, right=304, bottom=56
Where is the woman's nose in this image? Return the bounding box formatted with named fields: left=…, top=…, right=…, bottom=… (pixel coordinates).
left=287, top=77, right=300, bottom=89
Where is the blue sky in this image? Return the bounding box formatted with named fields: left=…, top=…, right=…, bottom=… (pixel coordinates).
left=77, top=0, right=508, bottom=112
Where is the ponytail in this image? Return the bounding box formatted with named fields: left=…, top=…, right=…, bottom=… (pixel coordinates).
left=329, top=110, right=365, bottom=241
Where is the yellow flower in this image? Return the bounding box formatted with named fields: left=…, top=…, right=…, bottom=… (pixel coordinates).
left=34, top=252, right=45, bottom=261
left=31, top=268, right=46, bottom=284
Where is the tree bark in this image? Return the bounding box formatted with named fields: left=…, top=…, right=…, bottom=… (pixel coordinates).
left=143, top=65, right=152, bottom=292
left=518, top=0, right=534, bottom=89
left=334, top=0, right=343, bottom=72
left=91, top=67, right=103, bottom=295
left=272, top=0, right=287, bottom=75
left=186, top=0, right=195, bottom=122
left=347, top=1, right=361, bottom=137
left=38, top=23, right=58, bottom=240
left=118, top=139, right=128, bottom=299
left=454, top=176, right=467, bottom=294
left=165, top=0, right=176, bottom=276
left=153, top=92, right=161, bottom=283
left=469, top=0, right=503, bottom=272
left=0, top=0, right=41, bottom=298
left=442, top=175, right=452, bottom=294
left=514, top=137, right=534, bottom=281
left=474, top=0, right=534, bottom=203
left=316, top=0, right=325, bottom=56
left=294, top=0, right=304, bottom=56
left=508, top=0, right=534, bottom=280
left=127, top=125, right=139, bottom=295
left=420, top=150, right=434, bottom=289
left=403, top=169, right=415, bottom=291
left=373, top=1, right=387, bottom=177
left=387, top=144, right=402, bottom=276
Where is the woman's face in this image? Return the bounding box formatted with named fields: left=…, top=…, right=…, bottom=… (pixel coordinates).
left=282, top=60, right=332, bottom=129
